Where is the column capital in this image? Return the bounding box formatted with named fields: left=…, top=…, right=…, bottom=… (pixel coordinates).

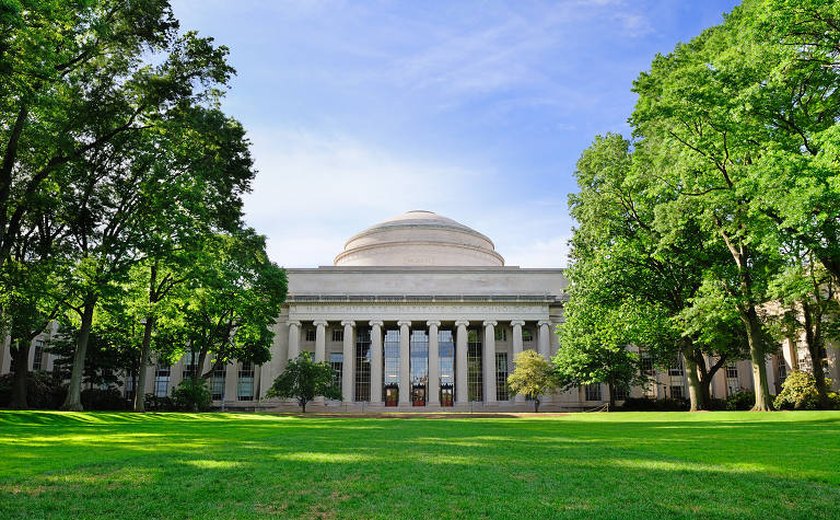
left=426, top=320, right=441, bottom=328
left=454, top=320, right=470, bottom=327
left=538, top=320, right=551, bottom=327
left=510, top=320, right=526, bottom=327
left=483, top=320, right=498, bottom=328
left=369, top=320, right=384, bottom=328
left=313, top=319, right=328, bottom=327
left=341, top=320, right=356, bottom=327
left=288, top=320, right=301, bottom=328
left=397, top=320, right=412, bottom=327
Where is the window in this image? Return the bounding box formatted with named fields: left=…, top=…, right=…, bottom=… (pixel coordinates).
left=613, top=386, right=628, bottom=401
left=726, top=364, right=738, bottom=379
left=467, top=328, right=483, bottom=401
left=494, top=328, right=507, bottom=342
left=355, top=327, right=371, bottom=402
left=640, top=352, right=654, bottom=374
left=495, top=352, right=509, bottom=401
left=31, top=339, right=45, bottom=371
left=154, top=364, right=171, bottom=397
left=383, top=330, right=400, bottom=387
left=585, top=384, right=602, bottom=401
left=182, top=351, right=198, bottom=380
left=670, top=385, right=684, bottom=399
left=668, top=357, right=684, bottom=376
left=409, top=330, right=429, bottom=405
left=304, top=328, right=316, bottom=342
left=330, top=353, right=344, bottom=397
left=237, top=362, right=255, bottom=401
left=125, top=373, right=138, bottom=401
left=439, top=330, right=455, bottom=406
left=777, top=359, right=787, bottom=385
left=332, top=329, right=344, bottom=342
left=211, top=366, right=226, bottom=401
left=521, top=328, right=534, bottom=343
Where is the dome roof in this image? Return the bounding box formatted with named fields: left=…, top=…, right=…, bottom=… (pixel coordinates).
left=334, top=210, right=504, bottom=267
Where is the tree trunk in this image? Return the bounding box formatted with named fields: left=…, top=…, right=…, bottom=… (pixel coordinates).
left=607, top=382, right=616, bottom=411
left=9, top=339, right=30, bottom=409
left=133, top=316, right=156, bottom=412
left=62, top=295, right=98, bottom=411
left=803, top=302, right=830, bottom=409
left=534, top=398, right=540, bottom=413
left=301, top=399, right=307, bottom=413
left=683, top=352, right=704, bottom=411
left=742, top=305, right=772, bottom=411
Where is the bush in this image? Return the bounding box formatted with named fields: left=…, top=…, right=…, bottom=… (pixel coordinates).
left=144, top=393, right=175, bottom=411
left=0, top=371, right=65, bottom=409
left=773, top=370, right=834, bottom=410
left=726, top=390, right=755, bottom=411
left=171, top=379, right=212, bottom=411
left=619, top=397, right=689, bottom=411
left=81, top=387, right=128, bottom=410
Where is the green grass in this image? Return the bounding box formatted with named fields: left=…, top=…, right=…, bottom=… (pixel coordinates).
left=1, top=411, right=839, bottom=519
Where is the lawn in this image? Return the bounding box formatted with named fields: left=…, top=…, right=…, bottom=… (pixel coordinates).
left=1, top=411, right=839, bottom=519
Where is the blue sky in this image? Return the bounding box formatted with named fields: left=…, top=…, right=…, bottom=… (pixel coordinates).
left=170, top=0, right=741, bottom=267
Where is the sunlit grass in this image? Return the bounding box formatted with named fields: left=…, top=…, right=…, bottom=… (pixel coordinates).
left=1, top=411, right=839, bottom=519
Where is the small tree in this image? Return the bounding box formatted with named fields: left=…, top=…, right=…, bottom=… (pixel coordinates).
left=774, top=370, right=835, bottom=410
left=507, top=350, right=559, bottom=413
left=266, top=353, right=340, bottom=413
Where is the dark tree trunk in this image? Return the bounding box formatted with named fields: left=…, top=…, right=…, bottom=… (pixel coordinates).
left=607, top=382, right=617, bottom=411
left=741, top=305, right=772, bottom=411
left=9, top=340, right=30, bottom=409
left=133, top=316, right=156, bottom=412
left=534, top=398, right=540, bottom=413
left=683, top=351, right=704, bottom=412
left=62, top=295, right=98, bottom=411
left=802, top=301, right=830, bottom=409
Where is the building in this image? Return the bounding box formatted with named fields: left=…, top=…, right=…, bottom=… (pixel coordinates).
left=2, top=210, right=838, bottom=410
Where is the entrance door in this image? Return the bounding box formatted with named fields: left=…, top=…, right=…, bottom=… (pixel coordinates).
left=385, top=385, right=398, bottom=407
left=440, top=385, right=454, bottom=407
left=412, top=385, right=426, bottom=406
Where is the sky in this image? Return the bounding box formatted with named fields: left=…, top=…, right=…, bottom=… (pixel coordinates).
left=170, top=0, right=741, bottom=268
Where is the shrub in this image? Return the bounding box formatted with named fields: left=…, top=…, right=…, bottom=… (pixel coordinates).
left=619, top=397, right=689, bottom=411
left=171, top=379, right=212, bottom=411
left=0, top=371, right=65, bottom=409
left=773, top=371, right=834, bottom=410
left=726, top=390, right=755, bottom=411
left=144, top=393, right=175, bottom=411
left=81, top=387, right=128, bottom=410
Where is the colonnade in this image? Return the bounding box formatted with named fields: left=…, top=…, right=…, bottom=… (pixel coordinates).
left=286, top=318, right=553, bottom=406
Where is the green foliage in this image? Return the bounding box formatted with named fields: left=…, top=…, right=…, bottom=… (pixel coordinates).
left=774, top=370, right=836, bottom=410
left=171, top=379, right=212, bottom=412
left=619, top=397, right=690, bottom=412
left=726, top=391, right=756, bottom=411
left=80, top=388, right=128, bottom=411
left=507, top=350, right=559, bottom=411
left=267, top=352, right=340, bottom=412
left=0, top=371, right=64, bottom=409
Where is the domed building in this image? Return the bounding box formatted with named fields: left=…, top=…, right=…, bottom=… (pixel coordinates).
left=264, top=210, right=569, bottom=410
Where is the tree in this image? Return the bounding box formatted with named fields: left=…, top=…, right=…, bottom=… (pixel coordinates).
left=507, top=350, right=560, bottom=412
left=266, top=352, right=340, bottom=413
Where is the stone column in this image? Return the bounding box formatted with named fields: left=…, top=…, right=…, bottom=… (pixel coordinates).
left=427, top=320, right=441, bottom=406
left=483, top=321, right=497, bottom=404
left=511, top=320, right=526, bottom=403
left=398, top=320, right=411, bottom=406
left=313, top=320, right=327, bottom=363
left=538, top=320, right=551, bottom=359
left=341, top=320, right=355, bottom=403
left=369, top=320, right=384, bottom=404
left=287, top=320, right=301, bottom=361
left=455, top=320, right=469, bottom=404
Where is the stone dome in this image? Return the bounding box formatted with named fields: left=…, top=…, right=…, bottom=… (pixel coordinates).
left=334, top=210, right=505, bottom=267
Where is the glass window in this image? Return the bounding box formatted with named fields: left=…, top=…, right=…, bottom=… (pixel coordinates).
left=182, top=351, right=198, bottom=380
left=613, top=386, right=628, bottom=401
left=439, top=330, right=455, bottom=407
left=726, top=364, right=738, bottom=379
left=31, top=339, right=45, bottom=371
left=640, top=352, right=654, bottom=374
left=304, top=328, right=316, bottom=342
left=522, top=328, right=534, bottom=343
left=495, top=352, right=509, bottom=401
left=777, top=359, right=787, bottom=385
left=494, top=328, right=507, bottom=342
left=154, top=364, right=171, bottom=397
left=410, top=330, right=429, bottom=405
left=383, top=330, right=400, bottom=386
left=330, top=352, right=343, bottom=394
left=237, top=362, right=255, bottom=401
left=668, top=357, right=684, bottom=376
left=670, top=385, right=684, bottom=399
left=332, top=329, right=344, bottom=342
left=355, top=327, right=371, bottom=402
left=211, top=366, right=226, bottom=400
left=467, top=328, right=483, bottom=401
left=585, top=383, right=602, bottom=401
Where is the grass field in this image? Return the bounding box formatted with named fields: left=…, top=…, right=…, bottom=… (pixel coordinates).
left=1, top=411, right=839, bottom=519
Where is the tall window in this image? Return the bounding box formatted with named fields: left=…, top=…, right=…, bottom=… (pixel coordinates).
left=522, top=327, right=534, bottom=343
left=726, top=364, right=739, bottom=379
left=668, top=357, right=684, bottom=376
left=670, top=385, right=685, bottom=399
left=726, top=363, right=740, bottom=395
left=777, top=358, right=787, bottom=386
left=237, top=362, right=255, bottom=401
left=439, top=329, right=455, bottom=405
left=495, top=352, right=509, bottom=401
left=585, top=384, right=602, bottom=401
left=494, top=328, right=507, bottom=342
left=304, top=327, right=316, bottom=342
left=355, top=326, right=371, bottom=402
left=332, top=329, right=344, bottom=342
left=182, top=351, right=198, bottom=381
left=211, top=366, right=226, bottom=401
left=467, top=328, right=483, bottom=401
left=640, top=351, right=654, bottom=374
left=154, top=364, right=171, bottom=397
left=330, top=353, right=343, bottom=395
left=31, top=339, right=45, bottom=371
left=410, top=329, right=429, bottom=405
